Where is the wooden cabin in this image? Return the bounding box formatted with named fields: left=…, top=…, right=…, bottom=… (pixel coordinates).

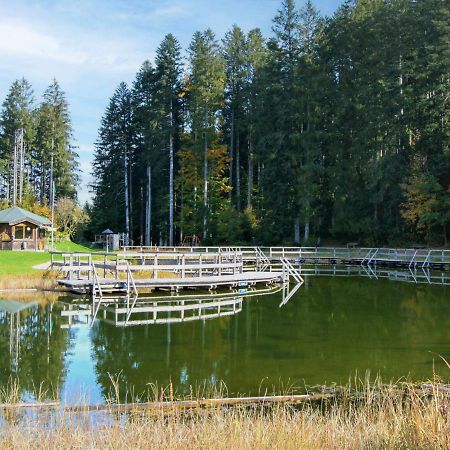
left=0, top=206, right=52, bottom=250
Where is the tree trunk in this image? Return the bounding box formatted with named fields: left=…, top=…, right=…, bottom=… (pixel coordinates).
left=294, top=217, right=300, bottom=244
left=139, top=186, right=144, bottom=245
left=169, top=102, right=174, bottom=246
left=304, top=221, right=310, bottom=243
left=203, top=132, right=208, bottom=241
left=236, top=132, right=241, bottom=211
left=145, top=165, right=151, bottom=246
left=229, top=110, right=234, bottom=202
left=40, top=161, right=45, bottom=205
left=124, top=148, right=130, bottom=246
left=247, top=140, right=253, bottom=209
left=128, top=154, right=133, bottom=243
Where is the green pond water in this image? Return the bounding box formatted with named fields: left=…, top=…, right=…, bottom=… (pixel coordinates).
left=1, top=274, right=449, bottom=403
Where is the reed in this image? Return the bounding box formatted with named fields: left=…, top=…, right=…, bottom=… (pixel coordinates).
left=0, top=270, right=59, bottom=291
left=0, top=377, right=449, bottom=449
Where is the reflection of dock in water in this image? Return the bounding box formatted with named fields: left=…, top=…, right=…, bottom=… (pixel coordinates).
left=61, top=295, right=245, bottom=328
left=59, top=282, right=288, bottom=329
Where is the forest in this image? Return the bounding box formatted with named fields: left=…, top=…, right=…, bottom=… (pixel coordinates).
left=1, top=0, right=449, bottom=247
left=0, top=79, right=78, bottom=218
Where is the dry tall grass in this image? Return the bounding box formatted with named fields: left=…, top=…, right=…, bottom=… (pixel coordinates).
left=0, top=270, right=59, bottom=291
left=1, top=379, right=449, bottom=449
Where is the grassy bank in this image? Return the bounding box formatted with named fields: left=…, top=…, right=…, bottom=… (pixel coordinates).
left=0, top=251, right=50, bottom=276
left=0, top=270, right=59, bottom=290
left=52, top=241, right=98, bottom=253
left=0, top=241, right=96, bottom=289
left=1, top=379, right=449, bottom=449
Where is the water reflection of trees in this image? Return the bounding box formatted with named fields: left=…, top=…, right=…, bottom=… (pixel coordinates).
left=0, top=301, right=70, bottom=399
left=88, top=280, right=450, bottom=398
left=90, top=312, right=238, bottom=400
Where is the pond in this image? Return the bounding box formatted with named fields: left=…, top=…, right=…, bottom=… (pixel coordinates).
left=1, top=271, right=449, bottom=403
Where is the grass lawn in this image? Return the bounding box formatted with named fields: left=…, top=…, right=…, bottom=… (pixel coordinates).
left=53, top=241, right=99, bottom=253
left=0, top=251, right=51, bottom=276
left=0, top=241, right=99, bottom=276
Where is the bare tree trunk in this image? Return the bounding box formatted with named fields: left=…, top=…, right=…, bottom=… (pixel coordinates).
left=236, top=132, right=241, bottom=211
left=49, top=138, right=54, bottom=207
left=18, top=128, right=24, bottom=204
left=139, top=186, right=144, bottom=245
left=294, top=217, right=300, bottom=244
left=247, top=140, right=253, bottom=209
left=128, top=155, right=133, bottom=243
left=229, top=110, right=234, bottom=201
left=203, top=132, right=208, bottom=241
left=40, top=161, right=45, bottom=205
left=124, top=148, right=130, bottom=246
left=12, top=131, right=18, bottom=206
left=258, top=162, right=263, bottom=202
left=145, top=165, right=151, bottom=246
left=304, top=222, right=310, bottom=243
left=169, top=103, right=174, bottom=247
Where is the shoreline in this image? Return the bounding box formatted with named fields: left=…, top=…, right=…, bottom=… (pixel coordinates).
left=1, top=380, right=449, bottom=449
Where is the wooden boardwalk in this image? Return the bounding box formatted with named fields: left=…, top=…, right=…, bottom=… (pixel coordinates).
left=120, top=246, right=450, bottom=269
left=51, top=249, right=304, bottom=328
left=58, top=271, right=284, bottom=294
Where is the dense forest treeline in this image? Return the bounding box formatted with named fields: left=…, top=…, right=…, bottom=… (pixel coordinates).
left=0, top=79, right=78, bottom=212
left=89, top=0, right=449, bottom=246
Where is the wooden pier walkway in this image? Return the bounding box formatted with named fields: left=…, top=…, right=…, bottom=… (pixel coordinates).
left=58, top=271, right=283, bottom=294
left=120, top=246, right=450, bottom=269
left=51, top=249, right=302, bottom=295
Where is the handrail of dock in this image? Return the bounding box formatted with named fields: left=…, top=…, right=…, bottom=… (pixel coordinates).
left=117, top=246, right=450, bottom=267
left=51, top=250, right=246, bottom=280
left=294, top=264, right=450, bottom=286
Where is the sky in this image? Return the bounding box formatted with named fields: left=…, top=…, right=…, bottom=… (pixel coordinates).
left=0, top=0, right=340, bottom=204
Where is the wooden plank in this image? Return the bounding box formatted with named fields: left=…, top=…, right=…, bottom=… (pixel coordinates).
left=58, top=271, right=283, bottom=290
left=0, top=394, right=333, bottom=412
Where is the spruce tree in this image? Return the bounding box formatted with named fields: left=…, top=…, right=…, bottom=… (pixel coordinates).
left=186, top=29, right=226, bottom=241
left=155, top=34, right=183, bottom=245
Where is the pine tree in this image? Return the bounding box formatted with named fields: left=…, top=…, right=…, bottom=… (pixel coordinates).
left=223, top=25, right=247, bottom=210
left=0, top=78, right=35, bottom=203
left=244, top=28, right=267, bottom=210
left=35, top=80, right=78, bottom=203
left=155, top=34, right=183, bottom=245
left=91, top=83, right=132, bottom=236
left=186, top=29, right=226, bottom=241
left=256, top=0, right=301, bottom=243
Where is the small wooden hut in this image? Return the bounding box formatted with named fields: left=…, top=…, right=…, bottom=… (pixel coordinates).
left=0, top=206, right=52, bottom=250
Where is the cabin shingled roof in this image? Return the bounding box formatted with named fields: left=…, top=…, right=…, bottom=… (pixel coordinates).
left=0, top=206, right=52, bottom=227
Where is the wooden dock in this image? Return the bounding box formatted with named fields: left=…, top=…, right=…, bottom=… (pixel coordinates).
left=58, top=271, right=284, bottom=294
left=120, top=246, right=450, bottom=269
left=51, top=249, right=305, bottom=327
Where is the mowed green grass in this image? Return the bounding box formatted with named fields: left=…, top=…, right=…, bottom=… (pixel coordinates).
left=53, top=241, right=98, bottom=253
left=0, top=241, right=99, bottom=276
left=0, top=251, right=50, bottom=276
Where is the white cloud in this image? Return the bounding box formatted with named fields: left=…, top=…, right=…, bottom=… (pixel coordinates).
left=151, top=3, right=188, bottom=18
left=114, top=3, right=189, bottom=22
left=0, top=16, right=145, bottom=76
left=0, top=20, right=88, bottom=65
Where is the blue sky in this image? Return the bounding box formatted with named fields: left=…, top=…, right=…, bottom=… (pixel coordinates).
left=0, top=0, right=340, bottom=204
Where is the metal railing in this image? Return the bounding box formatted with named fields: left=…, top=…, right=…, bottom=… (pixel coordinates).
left=117, top=246, right=450, bottom=267
left=295, top=264, right=450, bottom=286
left=51, top=249, right=245, bottom=280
